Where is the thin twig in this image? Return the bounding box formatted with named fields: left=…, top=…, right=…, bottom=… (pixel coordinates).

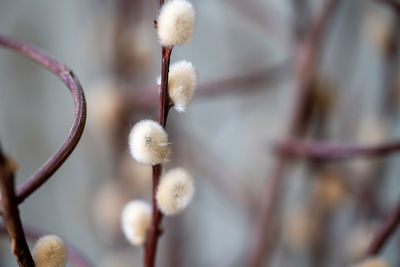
left=122, top=62, right=289, bottom=110
left=275, top=139, right=400, bottom=160
left=0, top=146, right=34, bottom=266
left=366, top=195, right=400, bottom=256
left=144, top=19, right=174, bottom=267
left=248, top=1, right=341, bottom=266
left=0, top=35, right=87, bottom=204
left=0, top=224, right=93, bottom=267
left=364, top=2, right=400, bottom=257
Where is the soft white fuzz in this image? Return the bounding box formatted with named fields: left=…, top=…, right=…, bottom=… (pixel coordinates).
left=129, top=120, right=170, bottom=165
left=157, top=0, right=195, bottom=46
left=167, top=60, right=197, bottom=112
left=353, top=258, right=388, bottom=267
left=121, top=200, right=152, bottom=246
left=156, top=168, right=194, bottom=215
left=33, top=235, right=67, bottom=267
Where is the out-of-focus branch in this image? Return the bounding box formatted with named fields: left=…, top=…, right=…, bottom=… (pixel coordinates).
left=0, top=146, right=34, bottom=266
left=377, top=0, right=400, bottom=14
left=364, top=1, right=400, bottom=256
left=0, top=35, right=87, bottom=204
left=275, top=139, right=400, bottom=160
left=248, top=1, right=342, bottom=266
left=122, top=62, right=289, bottom=110
left=366, top=195, right=400, bottom=256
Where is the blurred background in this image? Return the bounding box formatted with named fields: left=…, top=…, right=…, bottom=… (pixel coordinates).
left=0, top=0, right=400, bottom=266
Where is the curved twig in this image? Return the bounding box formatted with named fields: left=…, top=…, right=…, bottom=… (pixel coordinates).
left=0, top=35, right=87, bottom=204
left=275, top=140, right=400, bottom=160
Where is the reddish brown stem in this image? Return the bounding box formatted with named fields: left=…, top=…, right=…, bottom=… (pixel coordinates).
left=248, top=1, right=341, bottom=266
left=0, top=147, right=34, bottom=267
left=144, top=42, right=173, bottom=267
left=275, top=139, right=400, bottom=160
left=366, top=195, right=400, bottom=256
left=123, top=62, right=288, bottom=111
left=0, top=35, right=87, bottom=204
left=0, top=224, right=93, bottom=267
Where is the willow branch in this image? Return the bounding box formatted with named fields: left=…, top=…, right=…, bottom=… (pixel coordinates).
left=274, top=139, right=400, bottom=160
left=366, top=195, right=400, bottom=256
left=0, top=146, right=34, bottom=267
left=0, top=35, right=87, bottom=204
left=0, top=224, right=93, bottom=267
left=144, top=25, right=173, bottom=267
left=248, top=1, right=341, bottom=266
left=123, top=62, right=289, bottom=110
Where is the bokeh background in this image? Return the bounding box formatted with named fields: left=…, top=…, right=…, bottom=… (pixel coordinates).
left=0, top=0, right=400, bottom=266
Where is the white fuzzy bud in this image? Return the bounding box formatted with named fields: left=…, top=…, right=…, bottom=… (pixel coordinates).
left=167, top=60, right=197, bottom=112
left=156, top=168, right=194, bottom=215
left=157, top=0, right=195, bottom=46
left=33, top=235, right=67, bottom=267
left=129, top=120, right=170, bottom=165
left=121, top=200, right=152, bottom=246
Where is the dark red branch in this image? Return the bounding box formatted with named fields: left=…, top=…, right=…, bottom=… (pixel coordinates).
left=0, top=147, right=34, bottom=267
left=275, top=140, right=400, bottom=160
left=0, top=35, right=87, bottom=204
left=248, top=1, right=341, bottom=266
left=144, top=39, right=173, bottom=267
left=0, top=224, right=93, bottom=267
left=366, top=195, right=400, bottom=256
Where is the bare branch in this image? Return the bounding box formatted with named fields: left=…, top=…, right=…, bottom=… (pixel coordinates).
left=0, top=224, right=93, bottom=267
left=0, top=35, right=87, bottom=204
left=0, top=147, right=34, bottom=266
left=366, top=195, right=400, bottom=256
left=248, top=0, right=342, bottom=266
left=144, top=33, right=173, bottom=267
left=275, top=140, right=400, bottom=160
left=122, top=62, right=289, bottom=111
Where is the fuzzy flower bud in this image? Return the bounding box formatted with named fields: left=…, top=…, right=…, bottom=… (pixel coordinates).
left=167, top=60, right=197, bottom=112
left=121, top=200, right=152, bottom=246
left=33, top=235, right=67, bottom=267
left=352, top=258, right=388, bottom=267
left=157, top=0, right=195, bottom=46
left=129, top=120, right=170, bottom=165
left=156, top=167, right=194, bottom=215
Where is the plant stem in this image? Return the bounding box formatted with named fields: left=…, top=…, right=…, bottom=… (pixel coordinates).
left=248, top=1, right=341, bottom=266
left=366, top=195, right=400, bottom=256
left=123, top=62, right=289, bottom=111
left=0, top=146, right=34, bottom=267
left=0, top=35, right=87, bottom=205
left=0, top=224, right=94, bottom=267
left=275, top=139, right=400, bottom=160
left=144, top=43, right=173, bottom=266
